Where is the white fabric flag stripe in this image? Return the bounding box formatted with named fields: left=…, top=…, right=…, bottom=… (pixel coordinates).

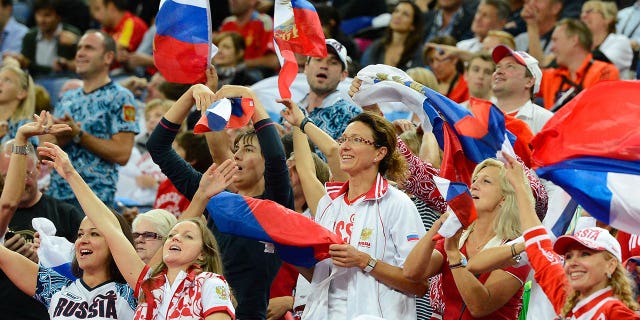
left=32, top=218, right=75, bottom=279
left=161, top=0, right=209, bottom=8
left=433, top=176, right=463, bottom=238
left=273, top=0, right=293, bottom=66
left=607, top=172, right=640, bottom=231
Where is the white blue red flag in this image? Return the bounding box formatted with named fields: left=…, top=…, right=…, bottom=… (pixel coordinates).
left=193, top=98, right=255, bottom=133
left=532, top=80, right=640, bottom=234
left=433, top=176, right=477, bottom=237
left=206, top=191, right=342, bottom=268
left=154, top=0, right=213, bottom=84
left=32, top=218, right=76, bottom=280
left=274, top=0, right=327, bottom=98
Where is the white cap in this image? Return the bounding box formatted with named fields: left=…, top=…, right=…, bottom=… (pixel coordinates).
left=492, top=45, right=542, bottom=94
left=325, top=38, right=348, bottom=69
left=554, top=227, right=622, bottom=262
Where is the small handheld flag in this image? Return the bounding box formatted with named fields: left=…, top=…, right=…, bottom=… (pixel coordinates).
left=194, top=98, right=255, bottom=133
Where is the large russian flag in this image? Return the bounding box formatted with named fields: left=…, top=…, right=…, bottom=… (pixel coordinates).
left=206, top=192, right=343, bottom=268
left=154, top=0, right=212, bottom=84
left=532, top=80, right=640, bottom=234
left=193, top=98, right=255, bottom=133
left=274, top=0, right=327, bottom=99
left=352, top=65, right=516, bottom=186
left=433, top=176, right=477, bottom=237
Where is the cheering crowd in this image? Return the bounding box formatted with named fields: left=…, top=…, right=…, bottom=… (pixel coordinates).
left=0, top=0, right=638, bottom=319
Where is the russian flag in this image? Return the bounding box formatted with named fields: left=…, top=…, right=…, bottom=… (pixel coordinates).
left=154, top=0, right=212, bottom=84
left=352, top=65, right=516, bottom=186
left=274, top=0, right=327, bottom=98
left=32, top=218, right=76, bottom=280
left=433, top=176, right=477, bottom=237
left=193, top=97, right=255, bottom=133
left=206, top=192, right=343, bottom=268
left=532, top=80, right=640, bottom=234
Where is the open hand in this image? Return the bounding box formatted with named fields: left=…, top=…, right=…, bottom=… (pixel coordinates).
left=198, top=159, right=239, bottom=199
left=277, top=98, right=304, bottom=128
left=37, top=142, right=76, bottom=180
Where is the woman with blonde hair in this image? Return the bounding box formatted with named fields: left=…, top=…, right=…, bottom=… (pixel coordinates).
left=0, top=65, right=35, bottom=143
left=580, top=0, right=633, bottom=78
left=404, top=157, right=531, bottom=319
left=503, top=153, right=640, bottom=319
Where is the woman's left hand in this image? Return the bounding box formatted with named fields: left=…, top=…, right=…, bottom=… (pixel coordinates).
left=329, top=244, right=368, bottom=269
left=17, top=110, right=71, bottom=140
left=37, top=142, right=76, bottom=180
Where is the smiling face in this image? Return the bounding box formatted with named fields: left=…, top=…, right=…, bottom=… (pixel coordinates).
left=470, top=165, right=505, bottom=214
left=74, top=217, right=111, bottom=273
left=580, top=3, right=609, bottom=34
left=233, top=134, right=265, bottom=192
left=338, top=121, right=385, bottom=177
left=163, top=221, right=204, bottom=270
left=492, top=55, right=533, bottom=99
left=304, top=54, right=346, bottom=96
left=563, top=244, right=616, bottom=299
left=75, top=32, right=113, bottom=78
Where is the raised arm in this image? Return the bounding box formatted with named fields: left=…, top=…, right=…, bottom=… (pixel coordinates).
left=279, top=98, right=347, bottom=182
left=403, top=214, right=446, bottom=281
left=444, top=231, right=528, bottom=317
left=180, top=159, right=238, bottom=221
left=0, top=112, right=70, bottom=236
left=38, top=142, right=144, bottom=289
left=0, top=245, right=39, bottom=296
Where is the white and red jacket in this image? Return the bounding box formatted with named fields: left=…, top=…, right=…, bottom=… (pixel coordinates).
left=523, top=226, right=640, bottom=319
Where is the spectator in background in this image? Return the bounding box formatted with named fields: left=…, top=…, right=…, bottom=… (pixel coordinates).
left=130, top=209, right=177, bottom=264
left=0, top=65, right=35, bottom=144
left=424, top=0, right=477, bottom=42
left=617, top=0, right=640, bottom=67
left=118, top=16, right=156, bottom=77
left=425, top=36, right=469, bottom=103
left=283, top=39, right=361, bottom=142
left=516, top=0, right=563, bottom=66
left=491, top=45, right=553, bottom=134
left=88, top=0, right=148, bottom=73
left=503, top=0, right=526, bottom=36
left=41, top=30, right=139, bottom=208
left=220, top=0, right=279, bottom=74
left=538, top=19, right=619, bottom=111
left=461, top=52, right=496, bottom=108
left=457, top=0, right=511, bottom=53
left=361, top=1, right=425, bottom=71
left=0, top=0, right=28, bottom=55
left=482, top=30, right=517, bottom=52
left=9, top=0, right=81, bottom=77
left=315, top=4, right=360, bottom=64
left=581, top=0, right=633, bottom=78
left=214, top=32, right=262, bottom=89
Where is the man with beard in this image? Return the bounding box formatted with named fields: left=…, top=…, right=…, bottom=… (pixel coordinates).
left=293, top=39, right=361, bottom=140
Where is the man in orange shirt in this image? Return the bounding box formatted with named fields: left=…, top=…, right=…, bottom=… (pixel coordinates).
left=538, top=18, right=619, bottom=111
left=88, top=0, right=148, bottom=71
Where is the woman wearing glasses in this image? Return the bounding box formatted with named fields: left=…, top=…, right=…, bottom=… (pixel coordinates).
left=280, top=106, right=428, bottom=319
left=131, top=209, right=177, bottom=264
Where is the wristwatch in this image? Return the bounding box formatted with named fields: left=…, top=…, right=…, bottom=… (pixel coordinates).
left=72, top=130, right=83, bottom=144
left=363, top=257, right=377, bottom=273
left=449, top=255, right=468, bottom=269
left=12, top=145, right=29, bottom=155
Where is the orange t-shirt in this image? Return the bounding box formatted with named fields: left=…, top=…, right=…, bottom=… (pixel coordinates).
left=538, top=54, right=619, bottom=110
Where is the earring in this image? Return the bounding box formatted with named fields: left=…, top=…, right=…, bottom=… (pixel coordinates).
left=606, top=271, right=612, bottom=279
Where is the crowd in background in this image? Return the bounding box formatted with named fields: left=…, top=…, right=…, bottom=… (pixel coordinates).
left=0, top=0, right=637, bottom=319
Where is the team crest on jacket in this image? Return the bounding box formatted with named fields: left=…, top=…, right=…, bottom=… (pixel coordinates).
left=216, top=286, right=229, bottom=300
left=123, top=104, right=136, bottom=122
left=358, top=228, right=373, bottom=248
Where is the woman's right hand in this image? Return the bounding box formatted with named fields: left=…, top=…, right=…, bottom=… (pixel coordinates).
left=37, top=142, right=76, bottom=180
left=348, top=78, right=362, bottom=97
left=277, top=98, right=305, bottom=128
left=197, top=159, right=239, bottom=199
left=191, top=84, right=217, bottom=112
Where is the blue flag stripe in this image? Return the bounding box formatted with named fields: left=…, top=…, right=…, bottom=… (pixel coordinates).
left=156, top=0, right=209, bottom=43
